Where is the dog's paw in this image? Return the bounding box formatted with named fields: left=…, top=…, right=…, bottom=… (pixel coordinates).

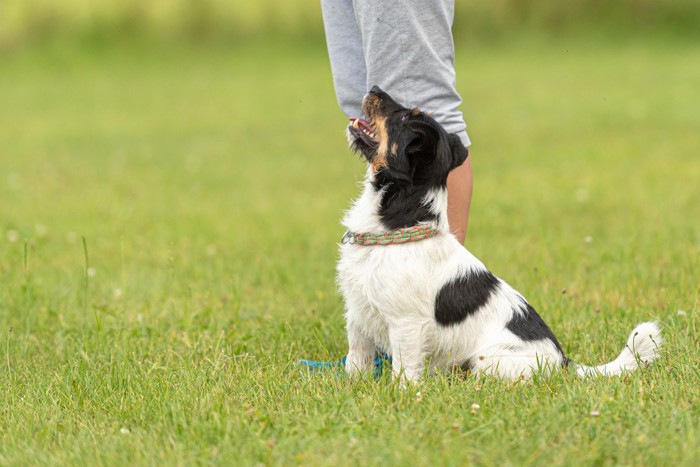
left=345, top=352, right=374, bottom=376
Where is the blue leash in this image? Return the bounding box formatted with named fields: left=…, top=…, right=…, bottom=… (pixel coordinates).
left=299, top=353, right=392, bottom=378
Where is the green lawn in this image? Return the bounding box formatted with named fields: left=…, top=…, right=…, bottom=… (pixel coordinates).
left=0, top=36, right=698, bottom=465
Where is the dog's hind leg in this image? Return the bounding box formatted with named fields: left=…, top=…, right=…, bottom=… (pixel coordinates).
left=470, top=342, right=564, bottom=380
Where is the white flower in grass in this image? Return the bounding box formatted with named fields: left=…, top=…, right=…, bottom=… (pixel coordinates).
left=677, top=310, right=687, bottom=316
left=6, top=230, right=19, bottom=242
left=87, top=267, right=97, bottom=278
left=590, top=410, right=600, bottom=416
left=35, top=224, right=49, bottom=237
left=584, top=236, right=593, bottom=244
left=120, top=427, right=130, bottom=434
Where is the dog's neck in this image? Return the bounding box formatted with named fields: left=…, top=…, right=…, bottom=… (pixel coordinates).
left=342, top=168, right=450, bottom=234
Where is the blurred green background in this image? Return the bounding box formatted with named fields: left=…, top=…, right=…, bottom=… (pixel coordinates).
left=2, top=0, right=699, bottom=47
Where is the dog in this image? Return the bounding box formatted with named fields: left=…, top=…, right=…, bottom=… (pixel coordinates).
left=337, top=86, right=662, bottom=382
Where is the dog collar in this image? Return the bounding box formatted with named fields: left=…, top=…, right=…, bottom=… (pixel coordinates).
left=341, top=225, right=438, bottom=246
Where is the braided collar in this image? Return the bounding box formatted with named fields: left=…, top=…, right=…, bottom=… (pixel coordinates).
left=341, top=225, right=438, bottom=246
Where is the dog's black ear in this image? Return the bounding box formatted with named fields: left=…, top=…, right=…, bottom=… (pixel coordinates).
left=447, top=134, right=469, bottom=169
left=404, top=120, right=440, bottom=160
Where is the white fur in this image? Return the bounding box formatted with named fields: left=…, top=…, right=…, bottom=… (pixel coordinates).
left=573, top=321, right=663, bottom=377
left=337, top=177, right=662, bottom=383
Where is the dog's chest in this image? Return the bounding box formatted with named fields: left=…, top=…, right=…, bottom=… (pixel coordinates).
left=338, top=238, right=457, bottom=318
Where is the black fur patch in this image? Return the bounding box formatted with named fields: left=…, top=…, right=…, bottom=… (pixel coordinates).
left=506, top=299, right=565, bottom=355
left=435, top=270, right=500, bottom=326
left=373, top=178, right=440, bottom=230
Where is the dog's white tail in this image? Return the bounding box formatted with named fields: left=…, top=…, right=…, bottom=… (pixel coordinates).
left=572, top=321, right=662, bottom=377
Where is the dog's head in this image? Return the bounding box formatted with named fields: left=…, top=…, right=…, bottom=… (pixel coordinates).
left=347, top=86, right=468, bottom=188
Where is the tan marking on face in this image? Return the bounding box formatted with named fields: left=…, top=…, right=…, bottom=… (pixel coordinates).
left=370, top=115, right=389, bottom=173
left=362, top=95, right=381, bottom=118
left=411, top=108, right=421, bottom=117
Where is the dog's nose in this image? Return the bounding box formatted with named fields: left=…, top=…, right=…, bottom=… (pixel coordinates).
left=369, top=85, right=383, bottom=95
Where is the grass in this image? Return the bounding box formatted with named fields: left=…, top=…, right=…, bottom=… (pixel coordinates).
left=0, top=35, right=699, bottom=465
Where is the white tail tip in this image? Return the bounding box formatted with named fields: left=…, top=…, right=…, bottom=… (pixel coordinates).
left=575, top=321, right=662, bottom=377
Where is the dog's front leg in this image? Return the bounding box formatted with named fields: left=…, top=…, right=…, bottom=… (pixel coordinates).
left=345, top=320, right=375, bottom=376
left=389, top=324, right=425, bottom=384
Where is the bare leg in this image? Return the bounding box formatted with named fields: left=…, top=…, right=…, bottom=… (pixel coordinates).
left=447, top=156, right=473, bottom=244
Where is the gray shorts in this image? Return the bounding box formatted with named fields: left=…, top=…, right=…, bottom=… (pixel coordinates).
left=320, top=0, right=470, bottom=147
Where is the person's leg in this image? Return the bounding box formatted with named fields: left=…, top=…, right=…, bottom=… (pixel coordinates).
left=353, top=0, right=472, bottom=242
left=351, top=1, right=468, bottom=144
left=447, top=157, right=472, bottom=244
